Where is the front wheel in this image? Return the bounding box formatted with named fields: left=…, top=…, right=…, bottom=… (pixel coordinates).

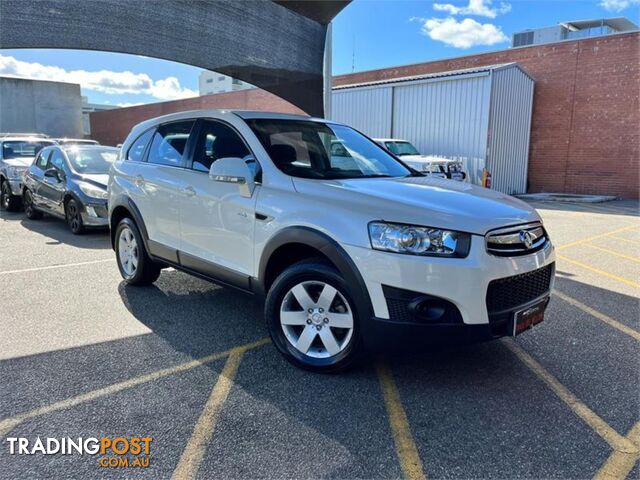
left=115, top=217, right=161, bottom=286
left=65, top=199, right=84, bottom=234
left=265, top=260, right=363, bottom=373
left=1, top=180, right=21, bottom=212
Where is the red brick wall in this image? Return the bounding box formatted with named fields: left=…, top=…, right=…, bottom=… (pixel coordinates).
left=334, top=33, right=640, bottom=198
left=91, top=33, right=639, bottom=197
left=89, top=88, right=304, bottom=147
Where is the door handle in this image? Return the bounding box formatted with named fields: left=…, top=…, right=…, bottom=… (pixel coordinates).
left=183, top=186, right=196, bottom=197
left=134, top=175, right=145, bottom=187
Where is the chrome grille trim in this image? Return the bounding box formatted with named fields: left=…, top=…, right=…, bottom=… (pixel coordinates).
left=485, top=222, right=548, bottom=257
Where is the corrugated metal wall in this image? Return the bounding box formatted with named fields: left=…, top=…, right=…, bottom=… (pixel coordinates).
left=330, top=64, right=534, bottom=194
left=391, top=74, right=492, bottom=186
left=486, top=68, right=535, bottom=194
left=331, top=87, right=392, bottom=138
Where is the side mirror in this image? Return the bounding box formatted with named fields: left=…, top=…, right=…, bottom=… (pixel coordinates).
left=44, top=168, right=60, bottom=181
left=209, top=157, right=255, bottom=198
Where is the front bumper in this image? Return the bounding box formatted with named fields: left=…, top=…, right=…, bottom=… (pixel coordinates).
left=80, top=202, right=109, bottom=227
left=8, top=179, right=23, bottom=196
left=343, top=236, right=555, bottom=347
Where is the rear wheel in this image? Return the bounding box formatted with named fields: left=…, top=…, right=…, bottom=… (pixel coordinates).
left=0, top=180, right=21, bottom=212
left=265, top=260, right=363, bottom=373
left=115, top=217, right=161, bottom=286
left=65, top=199, right=84, bottom=234
left=23, top=189, right=43, bottom=219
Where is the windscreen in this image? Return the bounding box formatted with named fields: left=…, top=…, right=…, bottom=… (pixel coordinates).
left=246, top=119, right=411, bottom=180
left=385, top=141, right=420, bottom=156
left=66, top=148, right=117, bottom=174
left=2, top=141, right=53, bottom=159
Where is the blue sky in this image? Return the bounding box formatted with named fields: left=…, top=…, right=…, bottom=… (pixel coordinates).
left=0, top=0, right=638, bottom=106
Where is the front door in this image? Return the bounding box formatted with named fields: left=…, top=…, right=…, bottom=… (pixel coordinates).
left=176, top=119, right=258, bottom=280
left=38, top=149, right=67, bottom=215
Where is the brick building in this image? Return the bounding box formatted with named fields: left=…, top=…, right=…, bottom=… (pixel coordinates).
left=90, top=31, right=639, bottom=197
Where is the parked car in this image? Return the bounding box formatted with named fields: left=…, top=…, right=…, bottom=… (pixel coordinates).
left=109, top=110, right=555, bottom=372
left=0, top=136, right=56, bottom=211
left=55, top=138, right=100, bottom=146
left=374, top=138, right=466, bottom=181
left=22, top=145, right=117, bottom=233
left=1, top=132, right=50, bottom=139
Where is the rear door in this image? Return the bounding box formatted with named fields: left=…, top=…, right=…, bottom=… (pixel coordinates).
left=122, top=121, right=195, bottom=254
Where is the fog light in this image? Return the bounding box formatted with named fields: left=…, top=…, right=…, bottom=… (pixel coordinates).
left=86, top=206, right=98, bottom=218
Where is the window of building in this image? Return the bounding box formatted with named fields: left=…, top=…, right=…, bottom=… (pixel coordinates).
left=218, top=76, right=225, bottom=81
left=206, top=78, right=213, bottom=83
left=147, top=121, right=195, bottom=167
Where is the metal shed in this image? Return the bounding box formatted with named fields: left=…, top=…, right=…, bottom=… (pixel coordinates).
left=331, top=63, right=535, bottom=194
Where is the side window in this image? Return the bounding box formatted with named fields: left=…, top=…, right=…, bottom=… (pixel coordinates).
left=127, top=129, right=154, bottom=162
left=48, top=150, right=65, bottom=170
left=192, top=120, right=251, bottom=173
left=147, top=121, right=194, bottom=167
left=35, top=150, right=51, bottom=170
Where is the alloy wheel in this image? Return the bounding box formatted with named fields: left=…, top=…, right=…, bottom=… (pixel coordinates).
left=280, top=280, right=354, bottom=359
left=118, top=227, right=139, bottom=277
left=66, top=202, right=81, bottom=232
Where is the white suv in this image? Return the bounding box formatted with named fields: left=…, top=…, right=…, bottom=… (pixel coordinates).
left=108, top=110, right=555, bottom=372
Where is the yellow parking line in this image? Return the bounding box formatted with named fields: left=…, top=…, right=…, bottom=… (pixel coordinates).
left=504, top=341, right=639, bottom=455
left=557, top=225, right=638, bottom=251
left=0, top=338, right=270, bottom=437
left=608, top=236, right=640, bottom=246
left=583, top=244, right=640, bottom=264
left=554, top=291, right=640, bottom=342
left=376, top=363, right=426, bottom=480
left=172, top=349, right=245, bottom=480
left=0, top=259, right=113, bottom=275
left=594, top=422, right=640, bottom=480
left=556, top=255, right=640, bottom=289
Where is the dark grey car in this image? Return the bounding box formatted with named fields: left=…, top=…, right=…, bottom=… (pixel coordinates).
left=22, top=145, right=117, bottom=234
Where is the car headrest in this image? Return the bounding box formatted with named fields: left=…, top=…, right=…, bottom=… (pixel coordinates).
left=268, top=144, right=297, bottom=166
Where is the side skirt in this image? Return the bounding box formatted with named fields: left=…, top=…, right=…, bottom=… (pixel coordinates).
left=147, top=240, right=255, bottom=295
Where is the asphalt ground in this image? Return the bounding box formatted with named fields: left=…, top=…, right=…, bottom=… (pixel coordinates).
left=0, top=199, right=638, bottom=479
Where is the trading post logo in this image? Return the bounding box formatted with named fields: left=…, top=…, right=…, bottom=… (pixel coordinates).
left=5, top=436, right=152, bottom=468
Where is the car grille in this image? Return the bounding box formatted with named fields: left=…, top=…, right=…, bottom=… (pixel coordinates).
left=485, top=222, right=548, bottom=257
left=486, top=263, right=554, bottom=313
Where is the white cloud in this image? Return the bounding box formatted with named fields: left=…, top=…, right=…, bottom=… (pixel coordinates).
left=598, top=0, right=639, bottom=11
left=0, top=54, right=197, bottom=101
left=433, top=0, right=511, bottom=18
left=418, top=17, right=509, bottom=48
left=117, top=102, right=144, bottom=108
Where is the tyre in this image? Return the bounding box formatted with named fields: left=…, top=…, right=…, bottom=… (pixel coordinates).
left=0, top=179, right=21, bottom=212
left=23, top=189, right=43, bottom=220
left=65, top=198, right=85, bottom=235
left=265, top=259, right=363, bottom=373
left=115, top=217, right=161, bottom=286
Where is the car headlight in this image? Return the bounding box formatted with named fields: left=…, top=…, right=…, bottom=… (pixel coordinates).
left=368, top=222, right=471, bottom=257
left=7, top=167, right=25, bottom=179
left=78, top=182, right=108, bottom=200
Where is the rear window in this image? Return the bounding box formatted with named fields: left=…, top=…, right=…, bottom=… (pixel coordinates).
left=147, top=121, right=194, bottom=167
left=126, top=129, right=155, bottom=162
left=2, top=141, right=54, bottom=159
